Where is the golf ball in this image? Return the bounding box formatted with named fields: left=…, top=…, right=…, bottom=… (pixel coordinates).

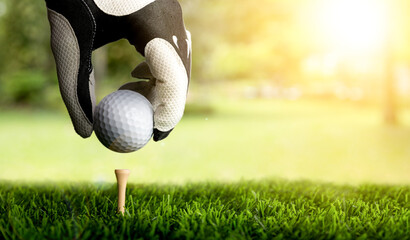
left=93, top=90, right=153, bottom=153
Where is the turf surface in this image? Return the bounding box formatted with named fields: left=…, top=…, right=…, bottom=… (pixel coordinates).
left=0, top=180, right=408, bottom=239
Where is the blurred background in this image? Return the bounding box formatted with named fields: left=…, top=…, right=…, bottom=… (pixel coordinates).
left=0, top=0, right=409, bottom=184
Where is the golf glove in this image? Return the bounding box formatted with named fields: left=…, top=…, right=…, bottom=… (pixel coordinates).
left=45, top=0, right=192, bottom=141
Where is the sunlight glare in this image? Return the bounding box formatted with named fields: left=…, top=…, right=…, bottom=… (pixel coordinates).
left=319, top=0, right=389, bottom=53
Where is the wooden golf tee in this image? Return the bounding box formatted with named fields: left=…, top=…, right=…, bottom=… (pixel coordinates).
left=115, top=169, right=130, bottom=215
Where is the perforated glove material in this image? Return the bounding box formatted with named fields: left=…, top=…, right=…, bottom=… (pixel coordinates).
left=45, top=0, right=192, bottom=141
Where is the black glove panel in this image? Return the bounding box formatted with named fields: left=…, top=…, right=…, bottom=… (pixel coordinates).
left=124, top=0, right=191, bottom=76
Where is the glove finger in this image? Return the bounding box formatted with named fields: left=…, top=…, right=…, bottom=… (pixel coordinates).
left=122, top=62, right=172, bottom=142
left=47, top=8, right=96, bottom=138
left=121, top=61, right=156, bottom=100
left=118, top=79, right=155, bottom=100
left=144, top=38, right=189, bottom=137
left=131, top=61, right=154, bottom=79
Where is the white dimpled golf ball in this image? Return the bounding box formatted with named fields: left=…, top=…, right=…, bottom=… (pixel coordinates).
left=93, top=90, right=153, bottom=153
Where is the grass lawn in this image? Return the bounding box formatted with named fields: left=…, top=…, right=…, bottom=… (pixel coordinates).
left=0, top=180, right=408, bottom=239
left=0, top=99, right=409, bottom=239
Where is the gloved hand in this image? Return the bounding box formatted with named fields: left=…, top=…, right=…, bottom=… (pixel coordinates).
left=45, top=0, right=192, bottom=141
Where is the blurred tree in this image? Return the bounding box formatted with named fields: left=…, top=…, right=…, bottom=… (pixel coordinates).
left=181, top=0, right=313, bottom=83
left=0, top=0, right=54, bottom=106
left=0, top=0, right=408, bottom=110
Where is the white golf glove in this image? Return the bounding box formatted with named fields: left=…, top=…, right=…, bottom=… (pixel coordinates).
left=45, top=0, right=192, bottom=141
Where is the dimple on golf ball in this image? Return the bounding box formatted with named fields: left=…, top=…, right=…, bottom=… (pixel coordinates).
left=93, top=90, right=153, bottom=153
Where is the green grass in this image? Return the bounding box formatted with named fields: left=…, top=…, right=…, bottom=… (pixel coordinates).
left=0, top=180, right=408, bottom=239
left=1, top=99, right=409, bottom=239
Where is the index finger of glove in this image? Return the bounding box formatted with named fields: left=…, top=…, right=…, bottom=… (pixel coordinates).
left=144, top=38, right=189, bottom=133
